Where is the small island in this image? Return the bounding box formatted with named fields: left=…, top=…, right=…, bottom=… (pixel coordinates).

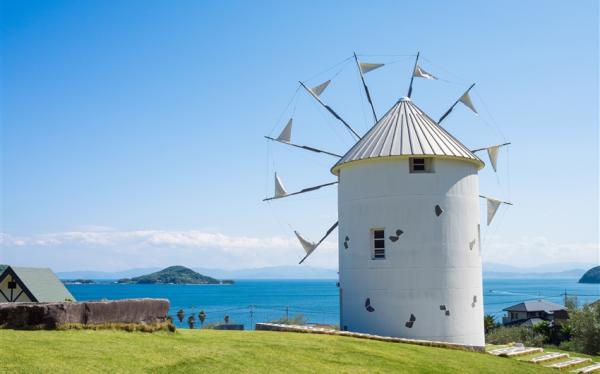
left=578, top=266, right=600, bottom=284
left=117, top=265, right=233, bottom=285
left=62, top=279, right=97, bottom=285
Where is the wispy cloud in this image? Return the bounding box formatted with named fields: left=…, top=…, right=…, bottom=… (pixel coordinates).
left=482, top=235, right=599, bottom=267
left=1, top=229, right=597, bottom=272
left=0, top=229, right=336, bottom=250
left=0, top=229, right=338, bottom=271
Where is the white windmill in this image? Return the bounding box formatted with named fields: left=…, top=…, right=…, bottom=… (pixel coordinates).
left=264, top=52, right=512, bottom=348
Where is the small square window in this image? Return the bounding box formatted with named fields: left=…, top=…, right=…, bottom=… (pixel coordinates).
left=410, top=158, right=433, bottom=173
left=372, top=229, right=385, bottom=259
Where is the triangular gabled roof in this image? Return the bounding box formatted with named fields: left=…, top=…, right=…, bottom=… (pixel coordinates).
left=331, top=97, right=483, bottom=175
left=503, top=300, right=566, bottom=313
left=0, top=266, right=75, bottom=302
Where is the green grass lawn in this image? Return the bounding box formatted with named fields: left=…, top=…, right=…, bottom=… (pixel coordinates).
left=0, top=329, right=560, bottom=373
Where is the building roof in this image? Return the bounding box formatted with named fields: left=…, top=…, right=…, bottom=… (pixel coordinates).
left=0, top=266, right=75, bottom=302
left=503, top=299, right=566, bottom=313
left=331, top=97, right=484, bottom=175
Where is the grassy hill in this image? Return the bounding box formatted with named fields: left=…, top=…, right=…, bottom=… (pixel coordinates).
left=0, top=329, right=556, bottom=373
left=117, top=265, right=222, bottom=284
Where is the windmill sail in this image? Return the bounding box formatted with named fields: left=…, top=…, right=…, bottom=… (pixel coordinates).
left=438, top=83, right=476, bottom=123
left=277, top=119, right=293, bottom=143
left=413, top=65, right=437, bottom=80
left=471, top=142, right=510, bottom=171
left=354, top=53, right=379, bottom=123
left=486, top=197, right=502, bottom=225
left=294, top=231, right=317, bottom=255
left=311, top=80, right=331, bottom=97
left=274, top=173, right=288, bottom=198
left=297, top=221, right=338, bottom=264
left=459, top=90, right=478, bottom=114
left=264, top=181, right=338, bottom=201
left=487, top=145, right=500, bottom=172
left=300, top=81, right=361, bottom=139
left=480, top=195, right=513, bottom=225
left=359, top=62, right=384, bottom=74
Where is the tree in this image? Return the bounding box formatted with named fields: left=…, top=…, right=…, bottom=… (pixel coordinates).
left=569, top=304, right=600, bottom=355
left=484, top=314, right=497, bottom=334
left=565, top=295, right=579, bottom=311
left=532, top=320, right=552, bottom=343
left=188, top=315, right=196, bottom=329
left=176, top=309, right=185, bottom=323
left=224, top=315, right=230, bottom=324
left=198, top=310, right=206, bottom=327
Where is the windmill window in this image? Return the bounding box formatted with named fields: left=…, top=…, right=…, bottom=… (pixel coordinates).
left=409, top=158, right=433, bottom=173
left=372, top=229, right=385, bottom=259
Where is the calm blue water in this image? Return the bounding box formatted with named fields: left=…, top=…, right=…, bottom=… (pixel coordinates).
left=66, top=279, right=599, bottom=329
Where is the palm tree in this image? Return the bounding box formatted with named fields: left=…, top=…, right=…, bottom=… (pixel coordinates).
left=484, top=314, right=497, bottom=334
left=198, top=310, right=206, bottom=327
left=224, top=315, right=230, bottom=324
left=176, top=309, right=185, bottom=323
left=188, top=315, right=196, bottom=329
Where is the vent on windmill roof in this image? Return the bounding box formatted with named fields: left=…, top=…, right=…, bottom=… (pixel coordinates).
left=331, top=98, right=484, bottom=175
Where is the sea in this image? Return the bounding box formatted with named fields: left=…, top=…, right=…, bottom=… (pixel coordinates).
left=66, top=279, right=600, bottom=330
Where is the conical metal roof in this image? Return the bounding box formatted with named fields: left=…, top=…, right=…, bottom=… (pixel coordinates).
left=331, top=97, right=484, bottom=175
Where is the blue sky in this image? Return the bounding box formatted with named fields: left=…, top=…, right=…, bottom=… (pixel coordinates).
left=1, top=0, right=598, bottom=271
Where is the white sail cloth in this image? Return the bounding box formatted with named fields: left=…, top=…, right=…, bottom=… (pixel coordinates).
left=413, top=64, right=437, bottom=80
left=359, top=62, right=384, bottom=74
left=274, top=173, right=288, bottom=198
left=459, top=91, right=478, bottom=114
left=277, top=119, right=292, bottom=143
left=487, top=145, right=500, bottom=172
left=486, top=197, right=502, bottom=225
left=310, top=80, right=331, bottom=97
left=294, top=231, right=317, bottom=255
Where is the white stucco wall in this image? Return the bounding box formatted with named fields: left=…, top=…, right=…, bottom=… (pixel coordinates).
left=337, top=157, right=484, bottom=347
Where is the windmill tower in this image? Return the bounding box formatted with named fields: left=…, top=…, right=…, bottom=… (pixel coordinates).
left=332, top=96, right=485, bottom=347
left=264, top=52, right=511, bottom=349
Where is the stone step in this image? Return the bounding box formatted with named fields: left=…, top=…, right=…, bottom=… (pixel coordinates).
left=571, top=362, right=600, bottom=373
left=489, top=346, right=544, bottom=357
left=549, top=358, right=592, bottom=370
left=502, top=347, right=544, bottom=357
left=489, top=347, right=512, bottom=355
left=530, top=352, right=570, bottom=363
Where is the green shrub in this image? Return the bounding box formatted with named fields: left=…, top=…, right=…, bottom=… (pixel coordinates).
left=485, top=326, right=545, bottom=347
left=558, top=340, right=575, bottom=352
left=57, top=320, right=176, bottom=333
left=269, top=313, right=308, bottom=325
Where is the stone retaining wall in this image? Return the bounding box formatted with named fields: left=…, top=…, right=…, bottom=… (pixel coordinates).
left=255, top=323, right=485, bottom=352
left=0, top=298, right=169, bottom=329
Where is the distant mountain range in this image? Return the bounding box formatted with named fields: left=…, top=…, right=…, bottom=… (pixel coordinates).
left=482, top=262, right=594, bottom=279
left=52, top=262, right=598, bottom=280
